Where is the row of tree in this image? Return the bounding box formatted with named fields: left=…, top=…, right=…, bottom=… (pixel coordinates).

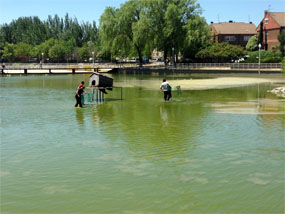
left=0, top=14, right=98, bottom=46
left=1, top=0, right=283, bottom=64
left=0, top=0, right=213, bottom=64
left=1, top=39, right=97, bottom=62
left=99, top=0, right=210, bottom=65
left=0, top=13, right=99, bottom=62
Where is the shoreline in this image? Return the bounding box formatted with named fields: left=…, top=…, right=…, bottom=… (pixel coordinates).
left=1, top=67, right=283, bottom=75
left=115, top=76, right=285, bottom=91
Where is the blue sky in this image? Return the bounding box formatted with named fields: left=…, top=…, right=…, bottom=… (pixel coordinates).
left=0, top=0, right=284, bottom=26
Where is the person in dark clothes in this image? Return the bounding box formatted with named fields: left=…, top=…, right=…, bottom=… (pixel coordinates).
left=75, top=81, right=85, bottom=107
left=160, top=79, right=172, bottom=101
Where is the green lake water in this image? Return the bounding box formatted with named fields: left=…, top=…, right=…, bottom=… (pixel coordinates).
left=0, top=74, right=284, bottom=213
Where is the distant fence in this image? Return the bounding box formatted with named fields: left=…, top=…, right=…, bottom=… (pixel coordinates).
left=2, top=62, right=282, bottom=71
left=175, top=63, right=282, bottom=70
left=3, top=63, right=118, bottom=70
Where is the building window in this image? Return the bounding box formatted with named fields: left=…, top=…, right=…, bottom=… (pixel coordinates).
left=224, top=36, right=236, bottom=42
left=265, top=18, right=268, bottom=24
left=244, top=36, right=251, bottom=41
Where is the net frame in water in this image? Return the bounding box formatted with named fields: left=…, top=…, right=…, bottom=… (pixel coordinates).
left=83, top=86, right=123, bottom=103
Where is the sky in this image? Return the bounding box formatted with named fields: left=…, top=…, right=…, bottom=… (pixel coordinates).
left=0, top=0, right=284, bottom=26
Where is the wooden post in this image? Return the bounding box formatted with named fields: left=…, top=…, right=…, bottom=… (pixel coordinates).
left=96, top=89, right=99, bottom=101
left=24, top=69, right=27, bottom=75
left=99, top=90, right=102, bottom=102
left=72, top=68, right=75, bottom=74
left=49, top=69, right=51, bottom=74
left=92, top=88, right=95, bottom=102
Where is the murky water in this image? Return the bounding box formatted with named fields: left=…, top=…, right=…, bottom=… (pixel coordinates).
left=1, top=74, right=284, bottom=213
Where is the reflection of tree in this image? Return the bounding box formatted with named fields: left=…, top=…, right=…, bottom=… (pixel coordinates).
left=75, top=108, right=84, bottom=125
left=91, top=88, right=208, bottom=159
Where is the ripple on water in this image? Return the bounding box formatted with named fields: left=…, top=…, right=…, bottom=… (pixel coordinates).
left=179, top=174, right=209, bottom=184
left=41, top=185, right=73, bottom=194
left=0, top=171, right=10, bottom=177
left=247, top=172, right=272, bottom=185
left=213, top=100, right=285, bottom=115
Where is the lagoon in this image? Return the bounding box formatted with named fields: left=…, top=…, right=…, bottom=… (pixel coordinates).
left=0, top=73, right=284, bottom=213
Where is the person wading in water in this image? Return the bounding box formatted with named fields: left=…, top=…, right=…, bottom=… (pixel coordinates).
left=160, top=79, right=172, bottom=101
left=75, top=81, right=85, bottom=107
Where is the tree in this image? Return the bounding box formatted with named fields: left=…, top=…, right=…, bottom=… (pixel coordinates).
left=32, top=38, right=57, bottom=60
left=99, top=7, right=119, bottom=59
left=62, top=38, right=76, bottom=62
left=0, top=13, right=99, bottom=49
left=49, top=42, right=65, bottom=62
left=258, top=21, right=263, bottom=47
left=278, top=31, right=285, bottom=56
left=79, top=44, right=89, bottom=62
left=246, top=35, right=258, bottom=51
left=99, top=0, right=149, bottom=66
left=14, top=42, right=32, bottom=57
left=183, top=15, right=210, bottom=59
left=196, top=42, right=246, bottom=62
left=1, top=43, right=15, bottom=61
left=99, top=0, right=204, bottom=65
left=143, top=0, right=202, bottom=64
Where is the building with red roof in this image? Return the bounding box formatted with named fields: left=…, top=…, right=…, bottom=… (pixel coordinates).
left=257, top=11, right=285, bottom=50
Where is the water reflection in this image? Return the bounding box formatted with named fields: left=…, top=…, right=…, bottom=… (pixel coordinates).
left=75, top=108, right=84, bottom=125
left=90, top=88, right=209, bottom=160
left=1, top=74, right=285, bottom=213
left=211, top=84, right=285, bottom=115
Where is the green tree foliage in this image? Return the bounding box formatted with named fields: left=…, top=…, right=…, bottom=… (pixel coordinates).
left=258, top=21, right=263, bottom=47
left=143, top=0, right=203, bottom=63
left=183, top=16, right=210, bottom=59
left=99, top=0, right=150, bottom=65
left=49, top=41, right=65, bottom=61
left=99, top=0, right=205, bottom=65
left=246, top=35, right=258, bottom=51
left=195, top=42, right=246, bottom=62
left=278, top=31, right=285, bottom=56
left=0, top=13, right=99, bottom=62
left=0, top=2, right=211, bottom=63
left=1, top=17, right=50, bottom=46
left=1, top=43, right=15, bottom=60
left=244, top=50, right=282, bottom=63
left=79, top=44, right=89, bottom=61
left=14, top=42, right=33, bottom=59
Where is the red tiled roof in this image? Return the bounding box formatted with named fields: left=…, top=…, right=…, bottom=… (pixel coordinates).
left=211, top=22, right=257, bottom=35
left=269, top=12, right=285, bottom=27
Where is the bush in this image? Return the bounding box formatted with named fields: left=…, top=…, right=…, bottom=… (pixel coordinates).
left=246, top=35, right=258, bottom=51
left=262, top=57, right=282, bottom=63
left=242, top=57, right=258, bottom=63
left=243, top=50, right=282, bottom=63
left=195, top=42, right=246, bottom=62
left=282, top=57, right=285, bottom=74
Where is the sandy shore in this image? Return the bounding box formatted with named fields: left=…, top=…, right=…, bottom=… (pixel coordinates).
left=117, top=77, right=285, bottom=90
left=168, top=77, right=285, bottom=90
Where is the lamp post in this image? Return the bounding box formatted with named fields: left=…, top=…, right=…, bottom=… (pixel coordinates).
left=258, top=43, right=261, bottom=75
left=92, top=51, right=95, bottom=70
left=40, top=52, right=44, bottom=69
left=119, top=50, right=121, bottom=68
left=172, top=47, right=175, bottom=67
